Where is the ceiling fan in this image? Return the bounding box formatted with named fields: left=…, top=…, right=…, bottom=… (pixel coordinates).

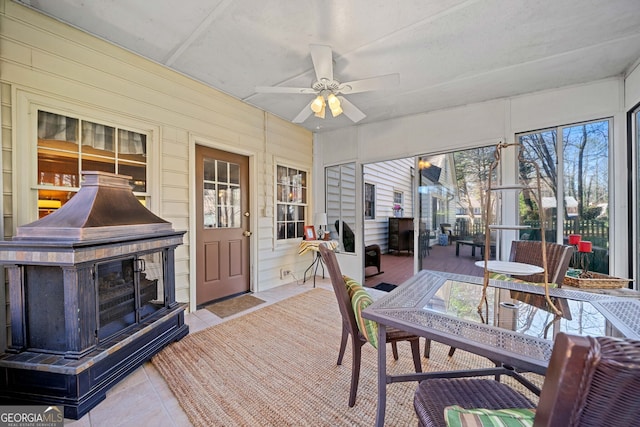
left=255, top=44, right=399, bottom=123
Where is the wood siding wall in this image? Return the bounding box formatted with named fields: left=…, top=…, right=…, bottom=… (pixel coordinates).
left=363, top=158, right=414, bottom=252
left=0, top=0, right=312, bottom=320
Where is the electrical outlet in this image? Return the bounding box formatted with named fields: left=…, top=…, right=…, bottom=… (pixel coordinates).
left=280, top=268, right=291, bottom=279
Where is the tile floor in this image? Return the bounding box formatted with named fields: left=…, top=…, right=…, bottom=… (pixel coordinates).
left=64, top=278, right=333, bottom=427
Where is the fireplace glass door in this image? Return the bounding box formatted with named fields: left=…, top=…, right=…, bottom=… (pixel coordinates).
left=97, top=250, right=165, bottom=341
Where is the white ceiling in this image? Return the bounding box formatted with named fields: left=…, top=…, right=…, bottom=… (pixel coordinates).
left=18, top=0, right=640, bottom=133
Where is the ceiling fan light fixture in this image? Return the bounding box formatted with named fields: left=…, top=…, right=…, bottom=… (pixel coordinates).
left=327, top=93, right=342, bottom=117
left=310, top=95, right=325, bottom=113
left=314, top=103, right=326, bottom=118
left=327, top=93, right=340, bottom=108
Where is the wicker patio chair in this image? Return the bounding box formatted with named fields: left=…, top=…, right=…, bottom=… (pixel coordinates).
left=319, top=244, right=423, bottom=407
left=509, top=240, right=574, bottom=287
left=414, top=332, right=640, bottom=427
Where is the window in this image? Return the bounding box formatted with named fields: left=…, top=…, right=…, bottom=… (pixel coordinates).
left=37, top=110, right=147, bottom=217
left=326, top=163, right=356, bottom=253
left=393, top=191, right=403, bottom=207
left=635, top=106, right=640, bottom=285
left=364, top=183, right=376, bottom=219
left=203, top=159, right=241, bottom=228
left=276, top=165, right=307, bottom=240
left=518, top=119, right=611, bottom=273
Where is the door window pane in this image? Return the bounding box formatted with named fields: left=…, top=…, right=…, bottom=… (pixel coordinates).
left=203, top=182, right=216, bottom=228
left=202, top=159, right=241, bottom=228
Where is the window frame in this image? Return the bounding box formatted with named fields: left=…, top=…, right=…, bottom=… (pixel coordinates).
left=633, top=104, right=640, bottom=285
left=325, top=162, right=357, bottom=253
left=15, top=91, right=159, bottom=226
left=275, top=163, right=308, bottom=241
left=364, top=182, right=376, bottom=220
left=516, top=117, right=612, bottom=273
left=35, top=109, right=151, bottom=217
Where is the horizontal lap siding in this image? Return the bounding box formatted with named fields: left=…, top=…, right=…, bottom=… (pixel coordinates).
left=364, top=159, right=414, bottom=252
left=259, top=115, right=314, bottom=287
left=0, top=1, right=312, bottom=308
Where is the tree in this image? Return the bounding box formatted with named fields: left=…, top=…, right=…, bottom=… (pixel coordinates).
left=453, top=146, right=496, bottom=227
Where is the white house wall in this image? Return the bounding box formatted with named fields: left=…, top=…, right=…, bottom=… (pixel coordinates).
left=316, top=77, right=631, bottom=279
left=363, top=158, right=414, bottom=252
left=0, top=1, right=313, bottom=314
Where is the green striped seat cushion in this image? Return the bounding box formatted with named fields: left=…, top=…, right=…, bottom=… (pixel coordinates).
left=342, top=276, right=378, bottom=348
left=343, top=275, right=362, bottom=298
left=444, top=405, right=535, bottom=427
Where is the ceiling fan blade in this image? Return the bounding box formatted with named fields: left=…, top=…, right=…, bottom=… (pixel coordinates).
left=255, top=86, right=317, bottom=94
left=338, top=96, right=366, bottom=123
left=339, top=73, right=399, bottom=94
left=292, top=101, right=314, bottom=123
left=309, top=44, right=333, bottom=82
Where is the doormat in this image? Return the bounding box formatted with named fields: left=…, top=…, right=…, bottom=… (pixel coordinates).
left=372, top=282, right=397, bottom=292
left=205, top=294, right=266, bottom=318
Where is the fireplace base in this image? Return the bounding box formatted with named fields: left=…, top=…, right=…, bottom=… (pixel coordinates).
left=0, top=305, right=188, bottom=419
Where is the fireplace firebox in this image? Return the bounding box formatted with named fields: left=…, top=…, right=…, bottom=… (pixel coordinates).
left=0, top=171, right=188, bottom=419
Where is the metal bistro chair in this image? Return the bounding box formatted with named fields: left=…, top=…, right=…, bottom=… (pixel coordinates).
left=414, top=332, right=640, bottom=427
left=319, top=244, right=422, bottom=407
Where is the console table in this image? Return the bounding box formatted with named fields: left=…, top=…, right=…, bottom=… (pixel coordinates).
left=298, top=240, right=338, bottom=287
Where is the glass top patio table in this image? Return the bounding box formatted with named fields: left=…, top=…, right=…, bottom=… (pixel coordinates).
left=362, top=269, right=640, bottom=427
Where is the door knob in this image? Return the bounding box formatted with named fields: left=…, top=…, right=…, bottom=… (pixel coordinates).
left=243, top=230, right=252, bottom=237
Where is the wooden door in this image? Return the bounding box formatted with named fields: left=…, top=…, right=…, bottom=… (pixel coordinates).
left=195, top=146, right=250, bottom=306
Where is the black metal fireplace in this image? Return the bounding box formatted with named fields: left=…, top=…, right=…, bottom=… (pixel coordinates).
left=0, top=171, right=188, bottom=419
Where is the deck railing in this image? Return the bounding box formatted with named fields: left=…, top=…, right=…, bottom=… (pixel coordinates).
left=455, top=218, right=609, bottom=273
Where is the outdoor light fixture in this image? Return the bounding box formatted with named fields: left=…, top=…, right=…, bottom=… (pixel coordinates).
left=418, top=159, right=432, bottom=169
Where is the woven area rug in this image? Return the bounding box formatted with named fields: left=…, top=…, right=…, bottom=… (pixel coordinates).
left=152, top=288, right=542, bottom=426
left=204, top=294, right=266, bottom=318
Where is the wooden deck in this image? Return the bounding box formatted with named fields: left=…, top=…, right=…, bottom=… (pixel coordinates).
left=364, top=241, right=485, bottom=288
